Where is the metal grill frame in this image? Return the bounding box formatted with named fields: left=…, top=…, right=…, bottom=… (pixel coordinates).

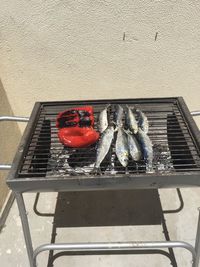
left=2, top=97, right=200, bottom=267
left=7, top=97, right=200, bottom=192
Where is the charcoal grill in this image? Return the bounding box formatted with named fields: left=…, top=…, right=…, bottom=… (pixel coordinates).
left=1, top=97, right=200, bottom=267
left=6, top=97, right=200, bottom=191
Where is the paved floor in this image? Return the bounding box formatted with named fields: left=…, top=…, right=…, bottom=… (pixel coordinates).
left=0, top=188, right=200, bottom=267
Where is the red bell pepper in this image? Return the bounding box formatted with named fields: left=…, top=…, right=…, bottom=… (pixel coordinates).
left=58, top=127, right=99, bottom=148
left=56, top=106, right=99, bottom=148
left=56, top=106, right=94, bottom=128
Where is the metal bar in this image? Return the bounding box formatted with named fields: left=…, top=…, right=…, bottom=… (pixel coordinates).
left=15, top=193, right=35, bottom=267
left=0, top=116, right=29, bottom=170
left=160, top=213, right=177, bottom=266
left=0, top=192, right=15, bottom=231
left=0, top=116, right=29, bottom=122
left=191, top=111, right=200, bottom=117
left=33, top=193, right=55, bottom=217
left=0, top=164, right=12, bottom=170
left=50, top=250, right=173, bottom=266
left=47, top=213, right=58, bottom=266
left=33, top=241, right=196, bottom=265
left=163, top=188, right=184, bottom=214
left=193, top=208, right=200, bottom=267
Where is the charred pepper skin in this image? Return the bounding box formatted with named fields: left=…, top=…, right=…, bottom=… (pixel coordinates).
left=56, top=106, right=99, bottom=148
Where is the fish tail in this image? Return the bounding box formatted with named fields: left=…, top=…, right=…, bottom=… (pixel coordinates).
left=125, top=104, right=129, bottom=110
left=106, top=104, right=111, bottom=109
left=131, top=106, right=137, bottom=112
left=91, top=166, right=102, bottom=175
left=146, top=163, right=154, bottom=173
left=112, top=121, right=120, bottom=131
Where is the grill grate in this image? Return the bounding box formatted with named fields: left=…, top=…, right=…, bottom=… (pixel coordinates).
left=17, top=98, right=200, bottom=178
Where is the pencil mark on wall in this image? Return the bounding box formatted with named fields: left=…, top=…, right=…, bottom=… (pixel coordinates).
left=155, top=32, right=158, bottom=41
left=122, top=32, right=138, bottom=42
left=123, top=32, right=126, bottom=41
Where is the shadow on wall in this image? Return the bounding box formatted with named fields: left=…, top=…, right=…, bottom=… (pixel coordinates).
left=0, top=79, right=21, bottom=210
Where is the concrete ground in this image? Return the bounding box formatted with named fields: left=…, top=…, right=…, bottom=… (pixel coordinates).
left=0, top=188, right=200, bottom=267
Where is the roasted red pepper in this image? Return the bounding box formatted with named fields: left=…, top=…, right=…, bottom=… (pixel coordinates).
left=58, top=127, right=99, bottom=148
left=56, top=106, right=95, bottom=128
left=56, top=106, right=99, bottom=148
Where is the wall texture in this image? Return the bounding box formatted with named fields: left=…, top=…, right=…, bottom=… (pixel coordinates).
left=0, top=0, right=199, bottom=126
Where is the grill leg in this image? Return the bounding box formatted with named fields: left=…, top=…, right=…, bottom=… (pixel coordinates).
left=15, top=193, right=35, bottom=267
left=193, top=208, right=200, bottom=267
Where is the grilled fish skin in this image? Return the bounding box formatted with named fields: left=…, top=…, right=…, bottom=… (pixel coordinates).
left=126, top=131, right=142, bottom=162
left=94, top=126, right=114, bottom=169
left=115, top=127, right=129, bottom=167
left=99, top=105, right=110, bottom=133
left=115, top=104, right=124, bottom=128
left=126, top=105, right=138, bottom=134
left=137, top=128, right=153, bottom=171
left=137, top=109, right=149, bottom=133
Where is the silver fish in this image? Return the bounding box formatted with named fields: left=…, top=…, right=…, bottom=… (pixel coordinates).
left=94, top=126, right=114, bottom=169
left=115, top=127, right=129, bottom=167
left=137, top=109, right=149, bottom=133
left=99, top=105, right=110, bottom=133
left=137, top=128, right=153, bottom=172
left=115, top=104, right=124, bottom=128
left=126, top=105, right=138, bottom=134
left=126, top=131, right=142, bottom=161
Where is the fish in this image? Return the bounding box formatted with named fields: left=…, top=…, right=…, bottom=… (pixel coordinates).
left=94, top=126, right=114, bottom=169
left=136, top=109, right=149, bottom=133
left=98, top=105, right=110, bottom=133
left=126, top=131, right=142, bottom=161
left=126, top=105, right=138, bottom=134
left=115, top=104, right=124, bottom=128
left=137, top=128, right=154, bottom=172
left=115, top=127, right=129, bottom=167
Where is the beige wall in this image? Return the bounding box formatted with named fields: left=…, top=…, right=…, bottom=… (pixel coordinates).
left=0, top=0, right=199, bottom=126
left=0, top=1, right=199, bottom=209
left=0, top=80, right=21, bottom=210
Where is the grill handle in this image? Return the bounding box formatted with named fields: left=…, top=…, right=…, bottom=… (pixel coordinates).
left=0, top=116, right=29, bottom=122
left=0, top=116, right=29, bottom=170
left=191, top=111, right=200, bottom=117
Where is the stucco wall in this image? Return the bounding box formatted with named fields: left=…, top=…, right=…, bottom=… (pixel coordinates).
left=0, top=0, right=199, bottom=127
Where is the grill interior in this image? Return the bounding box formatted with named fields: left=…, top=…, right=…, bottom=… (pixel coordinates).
left=17, top=98, right=200, bottom=178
